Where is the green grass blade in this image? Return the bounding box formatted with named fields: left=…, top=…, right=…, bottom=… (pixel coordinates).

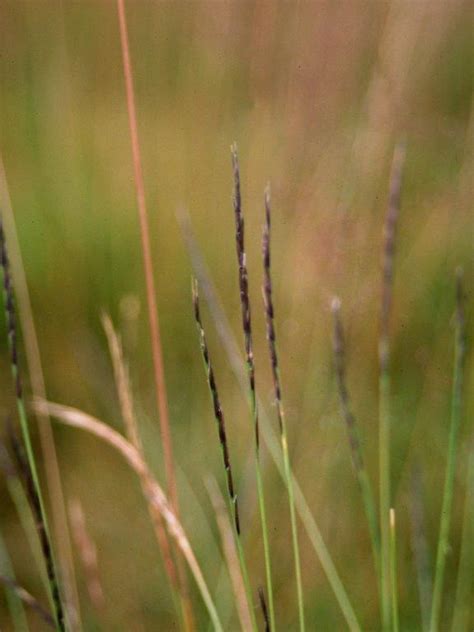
left=430, top=269, right=467, bottom=632
left=390, top=509, right=399, bottom=632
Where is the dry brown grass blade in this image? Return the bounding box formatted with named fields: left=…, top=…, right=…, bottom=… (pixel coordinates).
left=0, top=155, right=81, bottom=629
left=101, top=312, right=180, bottom=603
left=115, top=1, right=191, bottom=627
left=34, top=398, right=224, bottom=632
left=68, top=498, right=105, bottom=615
left=206, top=477, right=252, bottom=632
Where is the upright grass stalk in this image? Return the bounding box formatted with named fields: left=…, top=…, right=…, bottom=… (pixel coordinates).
left=331, top=297, right=380, bottom=585
left=0, top=219, right=65, bottom=631
left=378, top=143, right=405, bottom=631
left=115, top=2, right=192, bottom=628
left=193, top=280, right=258, bottom=632
left=450, top=443, right=474, bottom=632
left=262, top=186, right=304, bottom=631
left=430, top=269, right=466, bottom=632
left=231, top=144, right=275, bottom=630
left=389, top=509, right=399, bottom=632
left=0, top=156, right=81, bottom=630
left=36, top=399, right=224, bottom=632
left=177, top=204, right=361, bottom=630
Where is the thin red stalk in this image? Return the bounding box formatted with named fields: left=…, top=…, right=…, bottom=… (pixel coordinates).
left=116, top=2, right=191, bottom=628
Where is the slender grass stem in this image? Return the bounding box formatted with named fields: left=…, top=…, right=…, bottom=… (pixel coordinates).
left=450, top=443, right=474, bottom=632
left=231, top=145, right=275, bottom=630
left=262, top=186, right=304, bottom=631
left=115, top=3, right=192, bottom=627
left=193, top=280, right=258, bottom=631
left=0, top=155, right=81, bottom=630
left=389, top=509, right=399, bottom=632
left=177, top=204, right=361, bottom=630
left=0, top=220, right=65, bottom=631
left=379, top=143, right=405, bottom=631
left=430, top=269, right=466, bottom=632
left=331, top=297, right=381, bottom=587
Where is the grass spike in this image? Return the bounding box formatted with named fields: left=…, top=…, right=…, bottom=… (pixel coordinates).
left=192, top=279, right=258, bottom=631
left=262, top=184, right=305, bottom=631
left=379, top=142, right=405, bottom=631
left=178, top=204, right=361, bottom=630
left=231, top=144, right=275, bottom=629
left=0, top=218, right=65, bottom=631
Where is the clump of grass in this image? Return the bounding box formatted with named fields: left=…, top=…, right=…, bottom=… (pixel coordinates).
left=262, top=184, right=305, bottom=631
left=0, top=219, right=65, bottom=631
left=178, top=198, right=361, bottom=631
left=231, top=144, right=275, bottom=630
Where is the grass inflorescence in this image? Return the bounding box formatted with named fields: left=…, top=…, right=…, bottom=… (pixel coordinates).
left=0, top=218, right=65, bottom=631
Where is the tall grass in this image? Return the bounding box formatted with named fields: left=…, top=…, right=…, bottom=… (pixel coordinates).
left=193, top=279, right=257, bottom=631
left=0, top=219, right=65, bottom=631
left=115, top=2, right=192, bottom=628
left=430, top=269, right=467, bottom=632
left=379, top=143, right=405, bottom=631
left=262, top=185, right=305, bottom=630
left=231, top=145, right=275, bottom=629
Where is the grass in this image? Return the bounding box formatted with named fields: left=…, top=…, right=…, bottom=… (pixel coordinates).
left=0, top=2, right=472, bottom=630
left=1, top=144, right=471, bottom=630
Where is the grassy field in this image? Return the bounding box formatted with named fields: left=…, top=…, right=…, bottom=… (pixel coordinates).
left=0, top=2, right=472, bottom=630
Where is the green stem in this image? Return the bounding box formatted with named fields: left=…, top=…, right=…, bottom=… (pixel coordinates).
left=281, top=430, right=305, bottom=631
left=450, top=447, right=474, bottom=632
left=255, top=455, right=275, bottom=631
left=430, top=273, right=465, bottom=632
left=389, top=509, right=399, bottom=632
left=379, top=372, right=391, bottom=632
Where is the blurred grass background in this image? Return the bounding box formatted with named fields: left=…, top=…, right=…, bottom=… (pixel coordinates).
left=0, top=1, right=472, bottom=630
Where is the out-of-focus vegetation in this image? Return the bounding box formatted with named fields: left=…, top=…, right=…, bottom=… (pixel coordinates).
left=0, top=1, right=472, bottom=630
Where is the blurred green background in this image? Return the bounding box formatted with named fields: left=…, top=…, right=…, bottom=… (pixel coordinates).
left=0, top=1, right=472, bottom=630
